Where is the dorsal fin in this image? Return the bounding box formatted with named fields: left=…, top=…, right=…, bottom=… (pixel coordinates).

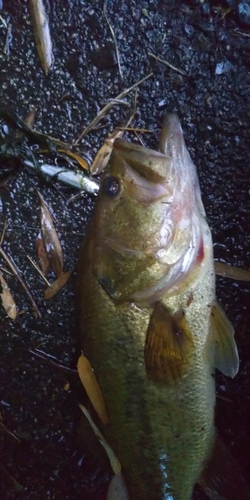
left=210, top=302, right=239, bottom=378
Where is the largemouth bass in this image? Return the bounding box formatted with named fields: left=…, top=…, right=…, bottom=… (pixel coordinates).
left=76, top=114, right=239, bottom=500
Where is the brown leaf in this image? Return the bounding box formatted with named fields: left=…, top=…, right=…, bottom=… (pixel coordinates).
left=90, top=114, right=135, bottom=175
left=90, top=125, right=129, bottom=175
left=58, top=150, right=89, bottom=171
left=24, top=106, right=37, bottom=128
left=16, top=107, right=37, bottom=138
left=77, top=355, right=108, bottom=425
left=90, top=139, right=114, bottom=175
left=44, top=270, right=72, bottom=300
left=0, top=272, right=17, bottom=320
left=37, top=190, right=63, bottom=277
left=36, top=231, right=50, bottom=275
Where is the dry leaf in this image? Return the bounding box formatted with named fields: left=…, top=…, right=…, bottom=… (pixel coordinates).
left=37, top=190, right=63, bottom=277
left=215, top=261, right=250, bottom=281
left=16, top=107, right=37, bottom=138
left=44, top=270, right=72, bottom=300
left=24, top=106, right=37, bottom=128
left=0, top=272, right=17, bottom=320
left=90, top=138, right=117, bottom=175
left=58, top=150, right=89, bottom=171
left=74, top=72, right=153, bottom=144
left=79, top=404, right=120, bottom=473
left=29, top=0, right=53, bottom=74
left=90, top=116, right=133, bottom=175
left=63, top=382, right=70, bottom=391
left=36, top=231, right=50, bottom=275
left=77, top=354, right=108, bottom=425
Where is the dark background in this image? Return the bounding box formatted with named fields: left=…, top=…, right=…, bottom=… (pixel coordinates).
left=0, top=1, right=249, bottom=499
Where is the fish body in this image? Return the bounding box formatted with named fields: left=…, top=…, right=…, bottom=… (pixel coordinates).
left=76, top=114, right=238, bottom=499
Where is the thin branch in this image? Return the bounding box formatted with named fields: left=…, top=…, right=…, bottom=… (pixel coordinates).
left=74, top=72, right=153, bottom=144
left=27, top=255, right=51, bottom=287
left=0, top=464, right=23, bottom=493
left=118, top=127, right=153, bottom=133
left=29, top=348, right=77, bottom=373
left=233, top=29, right=250, bottom=38
left=0, top=14, right=8, bottom=28
left=0, top=247, right=41, bottom=318
left=0, top=222, right=85, bottom=237
left=0, top=266, right=13, bottom=276
left=0, top=220, right=7, bottom=247
left=148, top=52, right=187, bottom=76
left=103, top=0, right=123, bottom=79
left=0, top=418, right=21, bottom=444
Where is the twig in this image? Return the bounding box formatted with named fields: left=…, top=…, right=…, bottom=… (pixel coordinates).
left=16, top=107, right=37, bottom=138
left=29, top=347, right=77, bottom=373
left=103, top=98, right=129, bottom=106
left=103, top=0, right=123, bottom=80
left=130, top=90, right=145, bottom=146
left=233, top=29, right=250, bottom=38
left=0, top=220, right=7, bottom=247
left=118, top=127, right=153, bottom=133
left=74, top=72, right=153, bottom=144
left=0, top=266, right=13, bottom=276
left=27, top=255, right=51, bottom=287
left=0, top=14, right=7, bottom=28
left=0, top=221, right=85, bottom=237
left=4, top=23, right=12, bottom=58
left=216, top=394, right=233, bottom=403
left=133, top=86, right=138, bottom=116
left=0, top=247, right=41, bottom=318
left=148, top=52, right=187, bottom=76
left=0, top=464, right=23, bottom=492
left=0, top=417, right=21, bottom=444
left=211, top=203, right=250, bottom=228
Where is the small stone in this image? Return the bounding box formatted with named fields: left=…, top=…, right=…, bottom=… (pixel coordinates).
left=238, top=0, right=250, bottom=25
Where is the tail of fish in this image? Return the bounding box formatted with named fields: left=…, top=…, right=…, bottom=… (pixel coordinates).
left=76, top=114, right=239, bottom=500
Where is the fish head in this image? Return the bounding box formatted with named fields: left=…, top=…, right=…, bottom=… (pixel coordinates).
left=88, top=114, right=205, bottom=304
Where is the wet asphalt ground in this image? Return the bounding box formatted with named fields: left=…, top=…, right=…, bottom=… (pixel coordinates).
left=0, top=1, right=250, bottom=499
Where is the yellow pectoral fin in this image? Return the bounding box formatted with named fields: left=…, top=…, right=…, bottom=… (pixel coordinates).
left=210, top=302, right=239, bottom=378
left=144, top=302, right=194, bottom=384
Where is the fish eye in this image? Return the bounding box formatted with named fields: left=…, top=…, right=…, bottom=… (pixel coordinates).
left=101, top=176, right=120, bottom=198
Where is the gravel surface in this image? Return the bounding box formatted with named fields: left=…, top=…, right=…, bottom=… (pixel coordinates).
left=0, top=1, right=249, bottom=499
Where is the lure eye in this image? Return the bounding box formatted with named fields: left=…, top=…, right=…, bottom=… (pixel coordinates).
left=101, top=176, right=120, bottom=198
